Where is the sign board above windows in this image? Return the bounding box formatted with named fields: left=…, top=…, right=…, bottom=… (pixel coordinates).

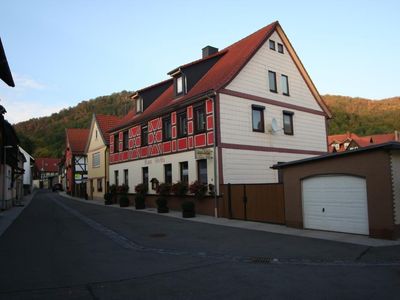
left=195, top=148, right=213, bottom=159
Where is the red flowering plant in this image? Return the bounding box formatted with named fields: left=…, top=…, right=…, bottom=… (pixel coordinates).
left=189, top=181, right=208, bottom=200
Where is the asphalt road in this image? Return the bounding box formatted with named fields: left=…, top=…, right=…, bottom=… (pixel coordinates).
left=0, top=190, right=399, bottom=299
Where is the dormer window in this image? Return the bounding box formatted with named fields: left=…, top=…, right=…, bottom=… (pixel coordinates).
left=136, top=97, right=143, bottom=113
left=174, top=74, right=186, bottom=97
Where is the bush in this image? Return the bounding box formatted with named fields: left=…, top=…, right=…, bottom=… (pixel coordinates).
left=157, top=183, right=171, bottom=196
left=109, top=184, right=118, bottom=203
left=181, top=200, right=195, bottom=218
left=135, top=183, right=148, bottom=196
left=104, top=192, right=112, bottom=205
left=156, top=197, right=169, bottom=213
left=189, top=181, right=208, bottom=200
left=117, top=184, right=129, bottom=194
left=119, top=195, right=129, bottom=207
left=208, top=184, right=215, bottom=197
left=171, top=181, right=188, bottom=197
left=135, top=194, right=146, bottom=209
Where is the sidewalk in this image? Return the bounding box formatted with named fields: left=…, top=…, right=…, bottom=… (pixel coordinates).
left=59, top=192, right=400, bottom=247
left=0, top=191, right=36, bottom=237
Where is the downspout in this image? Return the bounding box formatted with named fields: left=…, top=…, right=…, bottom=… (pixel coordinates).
left=211, top=92, right=218, bottom=217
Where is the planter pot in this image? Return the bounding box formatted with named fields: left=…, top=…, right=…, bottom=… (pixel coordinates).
left=157, top=207, right=169, bottom=213
left=104, top=200, right=112, bottom=205
left=182, top=210, right=195, bottom=218
left=120, top=202, right=129, bottom=207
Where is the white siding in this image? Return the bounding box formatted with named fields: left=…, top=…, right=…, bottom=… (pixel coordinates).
left=219, top=93, right=327, bottom=152
left=391, top=151, right=400, bottom=225
left=222, top=148, right=311, bottom=184
left=227, top=31, right=322, bottom=111
left=109, top=148, right=215, bottom=195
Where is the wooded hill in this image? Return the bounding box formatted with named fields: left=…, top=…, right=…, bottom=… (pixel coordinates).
left=13, top=92, right=400, bottom=158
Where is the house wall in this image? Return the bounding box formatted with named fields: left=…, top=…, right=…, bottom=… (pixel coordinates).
left=391, top=151, right=400, bottom=225
left=86, top=121, right=108, bottom=200
left=226, top=30, right=323, bottom=111
left=109, top=148, right=215, bottom=195
left=282, top=150, right=396, bottom=239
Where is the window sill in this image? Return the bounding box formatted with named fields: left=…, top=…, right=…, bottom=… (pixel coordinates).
left=269, top=90, right=278, bottom=93
left=283, top=93, right=290, bottom=96
left=252, top=129, right=265, bottom=133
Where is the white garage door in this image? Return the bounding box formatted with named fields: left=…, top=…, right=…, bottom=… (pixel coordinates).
left=302, top=175, right=369, bottom=235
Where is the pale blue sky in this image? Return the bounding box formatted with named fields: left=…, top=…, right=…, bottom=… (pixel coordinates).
left=0, top=0, right=399, bottom=123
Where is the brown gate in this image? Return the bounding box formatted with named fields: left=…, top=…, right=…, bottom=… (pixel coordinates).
left=219, top=183, right=285, bottom=224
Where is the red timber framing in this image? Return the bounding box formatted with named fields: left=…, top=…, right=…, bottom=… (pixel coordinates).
left=109, top=99, right=214, bottom=164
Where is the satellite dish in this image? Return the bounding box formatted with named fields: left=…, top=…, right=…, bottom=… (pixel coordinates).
left=271, top=118, right=279, bottom=133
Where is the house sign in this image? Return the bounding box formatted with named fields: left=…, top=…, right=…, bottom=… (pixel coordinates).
left=195, top=148, right=213, bottom=160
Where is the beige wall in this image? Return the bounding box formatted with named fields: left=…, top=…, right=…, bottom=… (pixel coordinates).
left=86, top=121, right=108, bottom=200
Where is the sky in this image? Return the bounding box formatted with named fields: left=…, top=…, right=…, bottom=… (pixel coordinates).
left=0, top=0, right=399, bottom=124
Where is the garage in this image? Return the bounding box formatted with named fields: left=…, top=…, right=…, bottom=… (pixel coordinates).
left=273, top=142, right=400, bottom=240
left=302, top=175, right=369, bottom=235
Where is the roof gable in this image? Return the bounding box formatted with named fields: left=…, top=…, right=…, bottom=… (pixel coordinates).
left=66, top=128, right=90, bottom=154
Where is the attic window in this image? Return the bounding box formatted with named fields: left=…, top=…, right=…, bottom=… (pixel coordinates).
left=136, top=97, right=143, bottom=113
left=277, top=43, right=284, bottom=54
left=175, top=75, right=185, bottom=97
left=269, top=40, right=276, bottom=51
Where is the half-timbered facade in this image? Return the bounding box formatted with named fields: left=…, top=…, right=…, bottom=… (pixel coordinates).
left=85, top=114, right=121, bottom=200
left=109, top=21, right=331, bottom=199
left=65, top=128, right=89, bottom=197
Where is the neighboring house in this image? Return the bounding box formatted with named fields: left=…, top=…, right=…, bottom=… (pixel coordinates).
left=65, top=128, right=89, bottom=198
left=0, top=37, right=16, bottom=210
left=274, top=141, right=400, bottom=240
left=328, top=131, right=400, bottom=152
left=108, top=21, right=331, bottom=202
left=33, top=157, right=60, bottom=189
left=19, top=146, right=35, bottom=195
left=85, top=114, right=121, bottom=200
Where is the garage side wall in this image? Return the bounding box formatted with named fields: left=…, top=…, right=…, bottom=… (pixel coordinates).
left=282, top=150, right=395, bottom=239
left=391, top=151, right=400, bottom=237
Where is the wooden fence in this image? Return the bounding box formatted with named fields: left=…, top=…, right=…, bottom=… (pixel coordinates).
left=219, top=183, right=285, bottom=224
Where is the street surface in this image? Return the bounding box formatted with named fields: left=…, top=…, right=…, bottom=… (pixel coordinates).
left=0, top=190, right=399, bottom=299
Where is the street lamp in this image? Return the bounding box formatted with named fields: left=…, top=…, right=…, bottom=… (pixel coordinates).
left=2, top=145, right=13, bottom=210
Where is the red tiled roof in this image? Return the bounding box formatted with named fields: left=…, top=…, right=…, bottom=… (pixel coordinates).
left=35, top=157, right=60, bottom=173
left=66, top=128, right=90, bottom=154
left=328, top=132, right=399, bottom=152
left=113, top=22, right=279, bottom=130
left=328, top=133, right=360, bottom=144
left=95, top=114, right=122, bottom=144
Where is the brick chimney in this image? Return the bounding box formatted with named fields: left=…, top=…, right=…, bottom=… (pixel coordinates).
left=202, top=46, right=218, bottom=58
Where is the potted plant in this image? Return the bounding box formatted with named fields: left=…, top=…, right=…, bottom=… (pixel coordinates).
left=171, top=181, right=188, bottom=197
left=134, top=183, right=148, bottom=209
left=109, top=184, right=118, bottom=204
left=118, top=184, right=129, bottom=207
left=181, top=200, right=195, bottom=218
left=189, top=181, right=208, bottom=200
left=104, top=192, right=112, bottom=205
left=156, top=183, right=171, bottom=213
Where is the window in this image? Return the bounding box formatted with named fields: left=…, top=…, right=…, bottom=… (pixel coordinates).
left=278, top=43, right=284, bottom=54
left=252, top=105, right=265, bottom=132
left=123, top=130, right=129, bottom=150
left=180, top=161, right=188, bottom=183
left=162, top=117, right=172, bottom=141
left=175, top=75, right=184, bottom=96
left=177, top=112, right=187, bottom=137
left=97, top=178, right=103, bottom=192
left=194, top=105, right=206, bottom=133
left=114, top=133, right=119, bottom=152
left=141, top=125, right=148, bottom=146
left=114, top=170, right=119, bottom=186
left=197, top=159, right=208, bottom=184
left=142, top=167, right=149, bottom=186
left=136, top=97, right=143, bottom=113
left=269, top=40, right=276, bottom=50
left=164, top=164, right=172, bottom=184
left=283, top=111, right=294, bottom=135
left=124, top=169, right=129, bottom=186
left=92, top=152, right=100, bottom=168
left=95, top=130, right=98, bottom=139
left=281, top=75, right=289, bottom=96
left=268, top=71, right=277, bottom=93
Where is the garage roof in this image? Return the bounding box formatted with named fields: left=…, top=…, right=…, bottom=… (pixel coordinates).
left=272, top=141, right=400, bottom=169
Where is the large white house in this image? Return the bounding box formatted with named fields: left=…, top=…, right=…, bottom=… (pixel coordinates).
left=108, top=21, right=331, bottom=198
